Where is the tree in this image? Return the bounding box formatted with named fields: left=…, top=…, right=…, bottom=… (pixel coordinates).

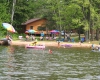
left=0, top=1, right=11, bottom=35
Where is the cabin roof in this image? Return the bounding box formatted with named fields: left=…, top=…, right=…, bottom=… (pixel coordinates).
left=22, top=18, right=42, bottom=25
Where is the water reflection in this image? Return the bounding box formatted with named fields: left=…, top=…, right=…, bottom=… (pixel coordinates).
left=4, top=46, right=16, bottom=80
left=0, top=46, right=100, bottom=80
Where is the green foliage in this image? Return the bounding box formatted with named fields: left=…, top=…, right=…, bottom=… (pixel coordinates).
left=0, top=0, right=100, bottom=40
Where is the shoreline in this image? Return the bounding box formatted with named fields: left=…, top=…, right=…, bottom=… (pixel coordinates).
left=11, top=40, right=94, bottom=48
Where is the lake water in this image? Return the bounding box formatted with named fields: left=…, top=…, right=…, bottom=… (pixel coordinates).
left=0, top=45, right=100, bottom=80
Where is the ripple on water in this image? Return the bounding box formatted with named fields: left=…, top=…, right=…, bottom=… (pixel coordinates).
left=0, top=46, right=100, bottom=79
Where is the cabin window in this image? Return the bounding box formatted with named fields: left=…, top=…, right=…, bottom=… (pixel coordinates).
left=30, top=26, right=33, bottom=29
left=38, top=26, right=46, bottom=31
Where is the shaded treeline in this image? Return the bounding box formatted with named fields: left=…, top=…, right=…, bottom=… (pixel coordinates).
left=0, top=0, right=100, bottom=41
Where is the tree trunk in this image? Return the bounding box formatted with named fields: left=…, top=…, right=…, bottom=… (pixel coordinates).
left=85, top=31, right=88, bottom=41
left=64, top=30, right=66, bottom=39
left=90, top=29, right=94, bottom=41
left=11, top=0, right=16, bottom=24
left=78, top=28, right=81, bottom=40
left=96, top=29, right=99, bottom=41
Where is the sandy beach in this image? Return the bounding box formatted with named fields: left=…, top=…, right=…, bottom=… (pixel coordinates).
left=11, top=40, right=94, bottom=48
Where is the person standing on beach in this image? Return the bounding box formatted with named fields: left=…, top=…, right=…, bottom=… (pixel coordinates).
left=26, top=35, right=29, bottom=41
left=5, top=35, right=12, bottom=45
left=32, top=35, right=35, bottom=41
left=6, top=35, right=12, bottom=41
left=58, top=40, right=60, bottom=48
left=40, top=32, right=44, bottom=40
left=91, top=44, right=95, bottom=50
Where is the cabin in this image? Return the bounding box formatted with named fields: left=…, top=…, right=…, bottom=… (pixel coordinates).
left=20, top=18, right=48, bottom=35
